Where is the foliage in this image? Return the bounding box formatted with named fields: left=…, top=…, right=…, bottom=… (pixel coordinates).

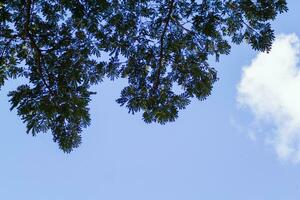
left=0, top=0, right=287, bottom=152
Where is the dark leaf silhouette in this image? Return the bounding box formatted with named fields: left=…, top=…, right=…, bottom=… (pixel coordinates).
left=0, top=0, right=287, bottom=152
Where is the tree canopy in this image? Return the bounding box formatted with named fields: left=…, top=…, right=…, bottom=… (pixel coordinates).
left=0, top=0, right=287, bottom=152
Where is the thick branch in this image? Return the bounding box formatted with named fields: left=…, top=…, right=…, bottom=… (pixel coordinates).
left=23, top=0, right=54, bottom=95
left=151, top=0, right=175, bottom=94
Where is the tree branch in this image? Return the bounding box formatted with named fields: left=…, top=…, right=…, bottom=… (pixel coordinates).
left=23, top=0, right=54, bottom=95
left=151, top=0, right=175, bottom=94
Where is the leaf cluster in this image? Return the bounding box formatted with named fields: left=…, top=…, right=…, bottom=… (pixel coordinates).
left=0, top=0, right=287, bottom=152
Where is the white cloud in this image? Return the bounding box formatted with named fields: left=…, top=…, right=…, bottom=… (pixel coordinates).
left=237, top=33, right=300, bottom=163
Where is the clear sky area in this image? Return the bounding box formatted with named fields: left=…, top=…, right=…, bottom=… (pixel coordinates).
left=1, top=1, right=300, bottom=200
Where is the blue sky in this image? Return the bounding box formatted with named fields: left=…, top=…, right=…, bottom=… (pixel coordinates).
left=1, top=1, right=300, bottom=199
